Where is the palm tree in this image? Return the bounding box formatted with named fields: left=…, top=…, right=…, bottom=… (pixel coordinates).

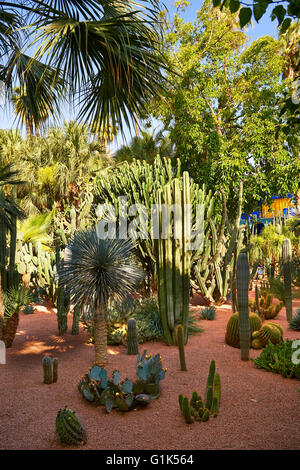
left=1, top=1, right=168, bottom=135
left=58, top=230, right=143, bottom=366
left=0, top=164, right=25, bottom=341
left=114, top=129, right=174, bottom=164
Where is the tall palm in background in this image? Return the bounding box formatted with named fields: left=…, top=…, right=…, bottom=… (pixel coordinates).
left=59, top=230, right=143, bottom=366
left=114, top=129, right=174, bottom=164
left=1, top=1, right=168, bottom=136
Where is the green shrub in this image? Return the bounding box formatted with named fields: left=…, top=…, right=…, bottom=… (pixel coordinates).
left=80, top=296, right=202, bottom=345
left=251, top=338, right=300, bottom=379
left=200, top=306, right=216, bottom=320
left=289, top=309, right=300, bottom=331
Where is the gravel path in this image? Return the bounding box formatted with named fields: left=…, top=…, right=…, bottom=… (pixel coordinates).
left=0, top=298, right=300, bottom=450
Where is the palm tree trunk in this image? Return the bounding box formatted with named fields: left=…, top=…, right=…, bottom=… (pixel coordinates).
left=93, top=309, right=107, bottom=366
left=0, top=272, right=4, bottom=340
left=2, top=312, right=19, bottom=348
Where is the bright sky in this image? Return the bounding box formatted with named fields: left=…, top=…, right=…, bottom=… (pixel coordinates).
left=0, top=0, right=281, bottom=151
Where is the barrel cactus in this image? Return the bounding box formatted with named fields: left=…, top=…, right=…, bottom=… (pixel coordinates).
left=225, top=312, right=262, bottom=348
left=56, top=407, right=87, bottom=446
left=251, top=323, right=283, bottom=349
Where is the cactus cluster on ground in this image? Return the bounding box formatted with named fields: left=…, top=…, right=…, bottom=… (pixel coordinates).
left=78, top=350, right=166, bottom=413
left=249, top=291, right=283, bottom=320
left=178, top=360, right=220, bottom=424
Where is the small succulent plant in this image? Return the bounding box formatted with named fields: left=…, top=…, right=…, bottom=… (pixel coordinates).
left=23, top=305, right=35, bottom=315
left=200, top=306, right=216, bottom=320
left=56, top=407, right=87, bottom=446
left=289, top=308, right=300, bottom=331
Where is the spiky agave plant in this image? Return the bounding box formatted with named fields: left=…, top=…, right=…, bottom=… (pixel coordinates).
left=58, top=230, right=144, bottom=366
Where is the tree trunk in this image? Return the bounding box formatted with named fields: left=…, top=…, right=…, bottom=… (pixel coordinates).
left=0, top=272, right=4, bottom=340
left=93, top=309, right=107, bottom=367
left=2, top=312, right=19, bottom=348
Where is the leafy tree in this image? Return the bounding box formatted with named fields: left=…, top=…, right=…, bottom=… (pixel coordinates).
left=150, top=0, right=299, bottom=218
left=212, top=0, right=300, bottom=32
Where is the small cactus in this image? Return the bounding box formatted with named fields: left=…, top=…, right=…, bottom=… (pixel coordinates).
left=56, top=407, right=87, bottom=446
left=43, top=356, right=53, bottom=384
left=127, top=318, right=139, bottom=355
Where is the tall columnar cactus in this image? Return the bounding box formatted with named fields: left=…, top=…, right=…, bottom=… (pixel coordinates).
left=55, top=234, right=68, bottom=335
left=176, top=324, right=187, bottom=371
left=52, top=358, right=58, bottom=383
left=71, top=304, right=81, bottom=335
left=236, top=253, right=250, bottom=360
left=282, top=238, right=293, bottom=321
left=205, top=359, right=215, bottom=410
left=127, top=318, right=139, bottom=355
left=155, top=172, right=194, bottom=345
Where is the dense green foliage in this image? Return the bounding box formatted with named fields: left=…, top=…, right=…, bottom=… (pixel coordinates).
left=150, top=1, right=299, bottom=217
left=252, top=338, right=300, bottom=379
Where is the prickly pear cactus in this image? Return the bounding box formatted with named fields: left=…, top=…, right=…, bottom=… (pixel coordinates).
left=56, top=407, right=87, bottom=446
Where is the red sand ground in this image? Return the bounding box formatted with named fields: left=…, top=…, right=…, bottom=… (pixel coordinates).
left=0, top=297, right=300, bottom=450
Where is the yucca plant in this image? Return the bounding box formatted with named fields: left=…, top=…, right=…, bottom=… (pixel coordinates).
left=58, top=229, right=144, bottom=366
left=289, top=308, right=300, bottom=331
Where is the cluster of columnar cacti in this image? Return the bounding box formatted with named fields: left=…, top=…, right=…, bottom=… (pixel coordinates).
left=127, top=318, right=139, bottom=355
left=78, top=350, right=166, bottom=413
left=249, top=291, right=283, bottom=320
left=178, top=360, right=220, bottom=424
left=282, top=238, right=293, bottom=321
left=95, top=156, right=181, bottom=280
left=225, top=312, right=262, bottom=348
left=42, top=356, right=58, bottom=384
left=251, top=323, right=283, bottom=349
left=16, top=241, right=57, bottom=298
left=154, top=172, right=192, bottom=345
left=94, top=156, right=240, bottom=307
left=56, top=407, right=87, bottom=446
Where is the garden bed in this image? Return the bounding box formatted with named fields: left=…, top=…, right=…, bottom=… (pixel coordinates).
left=0, top=298, right=300, bottom=450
